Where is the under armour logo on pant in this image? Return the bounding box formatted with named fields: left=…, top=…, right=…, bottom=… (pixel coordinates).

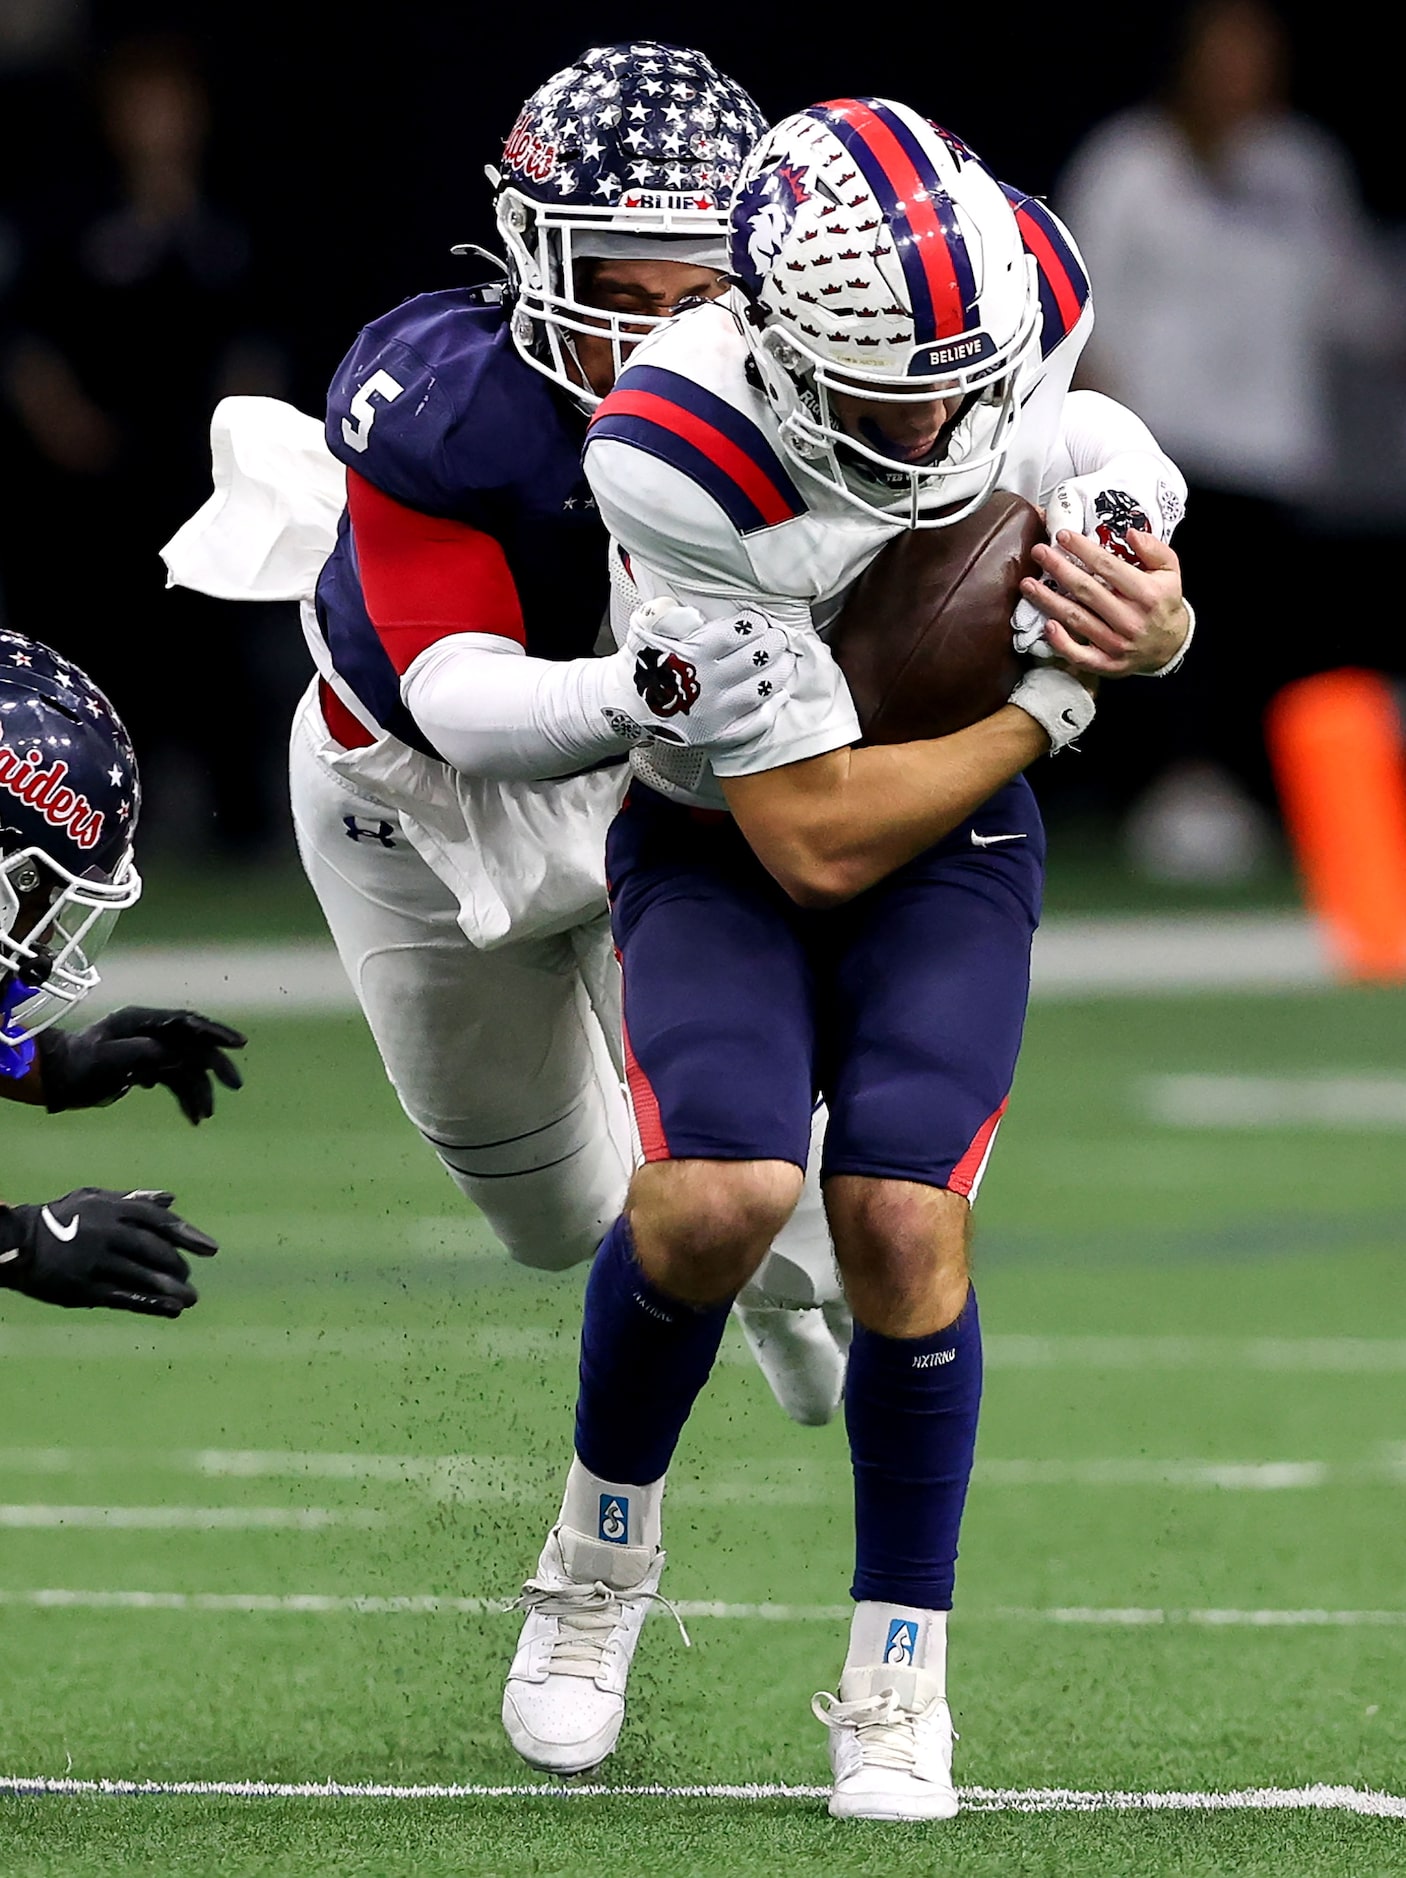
left=343, top=815, right=396, bottom=847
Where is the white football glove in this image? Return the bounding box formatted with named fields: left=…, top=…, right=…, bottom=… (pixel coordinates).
left=1009, top=666, right=1096, bottom=753
left=600, top=598, right=796, bottom=754
left=1012, top=459, right=1181, bottom=663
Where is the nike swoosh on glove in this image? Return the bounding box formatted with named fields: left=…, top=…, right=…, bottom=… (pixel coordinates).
left=0, top=1187, right=219, bottom=1316
left=37, top=1008, right=247, bottom=1124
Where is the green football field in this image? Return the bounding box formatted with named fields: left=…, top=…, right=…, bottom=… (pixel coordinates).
left=2, top=983, right=1405, bottom=1874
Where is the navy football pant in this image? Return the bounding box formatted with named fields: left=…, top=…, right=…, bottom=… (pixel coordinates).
left=586, top=778, right=1045, bottom=1610
left=607, top=778, right=1044, bottom=1188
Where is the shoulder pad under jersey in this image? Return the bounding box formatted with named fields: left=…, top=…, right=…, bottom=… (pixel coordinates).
left=325, top=288, right=566, bottom=515
left=585, top=303, right=811, bottom=597
left=1000, top=185, right=1093, bottom=363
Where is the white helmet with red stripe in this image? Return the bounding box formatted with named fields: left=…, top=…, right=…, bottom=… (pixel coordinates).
left=728, top=100, right=1042, bottom=527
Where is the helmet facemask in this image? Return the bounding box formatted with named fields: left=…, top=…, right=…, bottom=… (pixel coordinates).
left=494, top=182, right=732, bottom=408
left=0, top=842, right=141, bottom=1042
left=744, top=256, right=1042, bottom=530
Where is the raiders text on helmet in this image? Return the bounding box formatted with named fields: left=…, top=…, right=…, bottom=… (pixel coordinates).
left=0, top=632, right=142, bottom=1043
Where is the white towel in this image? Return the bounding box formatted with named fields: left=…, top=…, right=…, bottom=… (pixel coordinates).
left=161, top=396, right=345, bottom=602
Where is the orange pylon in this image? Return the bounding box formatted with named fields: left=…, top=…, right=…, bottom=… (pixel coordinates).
left=1265, top=669, right=1406, bottom=980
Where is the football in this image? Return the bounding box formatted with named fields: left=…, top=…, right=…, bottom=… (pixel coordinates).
left=827, top=490, right=1044, bottom=743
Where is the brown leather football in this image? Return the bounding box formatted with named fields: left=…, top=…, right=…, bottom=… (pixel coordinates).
left=828, top=491, right=1043, bottom=743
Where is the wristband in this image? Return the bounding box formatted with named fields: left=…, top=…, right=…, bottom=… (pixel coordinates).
left=1009, top=667, right=1096, bottom=753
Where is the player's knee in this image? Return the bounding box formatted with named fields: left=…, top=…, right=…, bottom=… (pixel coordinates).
left=628, top=1158, right=803, bottom=1301
left=827, top=1177, right=971, bottom=1335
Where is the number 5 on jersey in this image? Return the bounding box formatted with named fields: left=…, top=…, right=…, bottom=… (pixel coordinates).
left=341, top=369, right=404, bottom=453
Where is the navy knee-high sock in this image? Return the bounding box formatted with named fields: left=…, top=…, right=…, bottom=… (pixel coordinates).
left=573, top=1215, right=733, bottom=1486
left=845, top=1288, right=983, bottom=1610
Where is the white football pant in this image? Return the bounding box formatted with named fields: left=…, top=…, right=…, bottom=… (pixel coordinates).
left=288, top=686, right=840, bottom=1302
left=289, top=688, right=630, bottom=1271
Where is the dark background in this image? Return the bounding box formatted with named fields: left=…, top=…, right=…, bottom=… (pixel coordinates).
left=8, top=0, right=1396, bottom=406
left=1, top=0, right=1401, bottom=868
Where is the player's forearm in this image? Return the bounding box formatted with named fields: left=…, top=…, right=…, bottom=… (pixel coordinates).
left=402, top=636, right=631, bottom=780
left=724, top=705, right=1048, bottom=907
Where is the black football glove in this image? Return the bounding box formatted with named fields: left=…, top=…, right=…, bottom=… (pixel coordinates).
left=0, top=1187, right=218, bottom=1317
left=37, top=1007, right=246, bottom=1124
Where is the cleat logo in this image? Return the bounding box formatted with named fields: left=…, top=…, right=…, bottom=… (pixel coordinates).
left=599, top=1494, right=629, bottom=1545
left=884, top=1618, right=919, bottom=1666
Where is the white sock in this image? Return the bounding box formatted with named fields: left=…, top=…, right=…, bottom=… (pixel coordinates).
left=845, top=1601, right=948, bottom=1693
left=559, top=1454, right=664, bottom=1552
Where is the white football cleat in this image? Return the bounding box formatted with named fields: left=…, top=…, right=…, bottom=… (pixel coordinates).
left=501, top=1524, right=684, bottom=1776
left=813, top=1664, right=959, bottom=1821
left=733, top=1298, right=851, bottom=1426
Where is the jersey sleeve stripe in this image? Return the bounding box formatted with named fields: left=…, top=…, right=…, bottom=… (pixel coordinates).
left=1002, top=187, right=1090, bottom=357
left=346, top=469, right=526, bottom=670
left=811, top=98, right=978, bottom=347
left=589, top=368, right=806, bottom=535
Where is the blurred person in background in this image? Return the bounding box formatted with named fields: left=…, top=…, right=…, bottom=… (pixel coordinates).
left=1056, top=0, right=1402, bottom=883
left=0, top=32, right=294, bottom=856
left=1, top=630, right=245, bottom=1316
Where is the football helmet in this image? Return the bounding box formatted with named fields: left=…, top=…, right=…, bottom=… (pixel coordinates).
left=487, top=41, right=767, bottom=406
left=0, top=632, right=141, bottom=1046
left=728, top=100, right=1043, bottom=527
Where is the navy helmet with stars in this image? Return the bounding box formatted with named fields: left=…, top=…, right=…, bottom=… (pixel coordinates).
left=486, top=41, right=768, bottom=405
left=1, top=631, right=142, bottom=1045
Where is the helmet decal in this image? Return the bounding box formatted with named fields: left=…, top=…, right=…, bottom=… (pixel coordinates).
left=806, top=99, right=978, bottom=348
left=729, top=162, right=814, bottom=298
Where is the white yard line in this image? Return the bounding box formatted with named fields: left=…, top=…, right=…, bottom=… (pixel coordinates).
left=2, top=1447, right=1401, bottom=1496
left=2, top=1588, right=1404, bottom=1628
left=5, top=1327, right=1406, bottom=1369
left=87, top=916, right=1342, bottom=1014
left=0, top=1506, right=381, bottom=1530
left=1143, top=1073, right=1406, bottom=1130
left=1, top=1774, right=1402, bottom=1813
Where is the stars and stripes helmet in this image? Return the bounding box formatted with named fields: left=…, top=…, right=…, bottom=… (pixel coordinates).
left=488, top=42, right=767, bottom=406
left=728, top=100, right=1044, bottom=527
left=0, top=632, right=142, bottom=1045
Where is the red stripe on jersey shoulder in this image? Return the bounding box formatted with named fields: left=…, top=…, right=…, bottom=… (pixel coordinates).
left=345, top=469, right=525, bottom=672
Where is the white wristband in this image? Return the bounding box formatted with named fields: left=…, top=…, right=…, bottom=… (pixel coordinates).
left=1009, top=666, right=1096, bottom=753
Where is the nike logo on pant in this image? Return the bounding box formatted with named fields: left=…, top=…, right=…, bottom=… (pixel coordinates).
left=970, top=831, right=1028, bottom=848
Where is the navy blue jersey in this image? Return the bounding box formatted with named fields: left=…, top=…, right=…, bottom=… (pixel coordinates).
left=313, top=287, right=609, bottom=750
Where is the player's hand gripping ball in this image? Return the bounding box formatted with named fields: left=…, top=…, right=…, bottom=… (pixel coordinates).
left=828, top=492, right=1043, bottom=743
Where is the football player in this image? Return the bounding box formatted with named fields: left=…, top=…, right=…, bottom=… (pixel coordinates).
left=502, top=101, right=1193, bottom=1815
left=164, top=41, right=851, bottom=1425
left=1, top=631, right=243, bottom=1316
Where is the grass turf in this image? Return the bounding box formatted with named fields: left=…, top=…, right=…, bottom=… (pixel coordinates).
left=2, top=990, right=1404, bottom=1873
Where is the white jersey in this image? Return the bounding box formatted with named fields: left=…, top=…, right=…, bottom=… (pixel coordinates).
left=586, top=255, right=1181, bottom=809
